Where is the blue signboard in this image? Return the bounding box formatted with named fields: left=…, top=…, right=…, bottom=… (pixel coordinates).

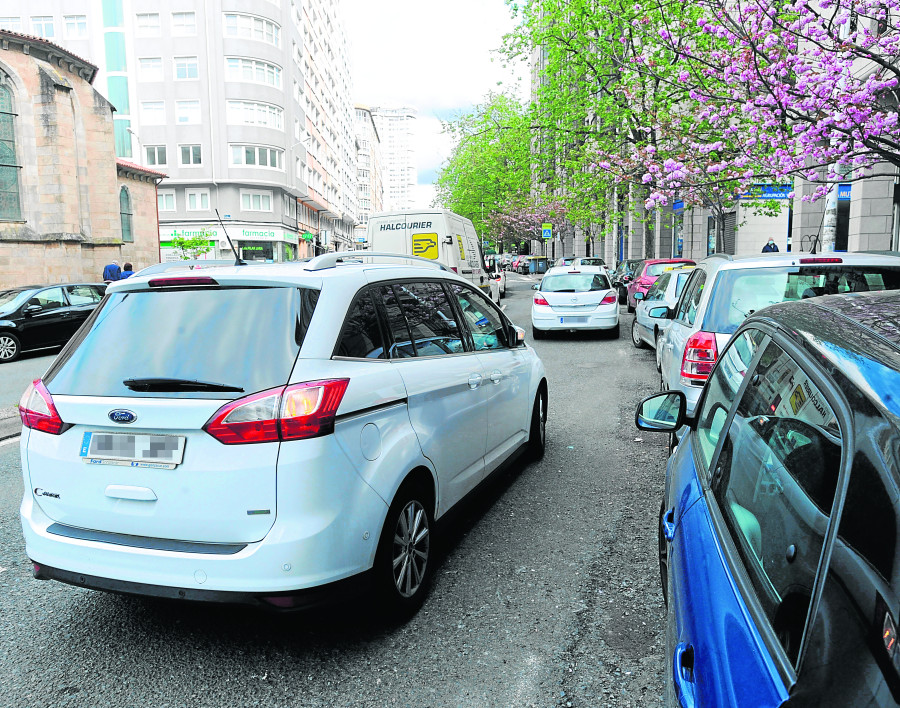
left=838, top=184, right=851, bottom=201
left=673, top=200, right=684, bottom=212
left=740, top=184, right=793, bottom=200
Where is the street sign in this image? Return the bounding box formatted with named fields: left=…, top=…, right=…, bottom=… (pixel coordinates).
left=541, top=223, right=552, bottom=240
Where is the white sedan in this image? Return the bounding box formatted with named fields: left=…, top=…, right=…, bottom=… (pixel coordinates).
left=531, top=265, right=619, bottom=339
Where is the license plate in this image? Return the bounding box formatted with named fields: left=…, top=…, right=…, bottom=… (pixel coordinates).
left=560, top=316, right=587, bottom=324
left=80, top=432, right=186, bottom=469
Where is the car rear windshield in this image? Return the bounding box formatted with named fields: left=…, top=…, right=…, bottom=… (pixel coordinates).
left=541, top=273, right=611, bottom=292
left=44, top=287, right=317, bottom=398
left=647, top=262, right=691, bottom=277
left=579, top=258, right=605, bottom=266
left=704, top=265, right=900, bottom=334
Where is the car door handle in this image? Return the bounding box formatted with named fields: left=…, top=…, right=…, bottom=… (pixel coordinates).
left=489, top=370, right=502, bottom=384
left=663, top=508, right=676, bottom=542
left=673, top=642, right=696, bottom=708
left=468, top=373, right=483, bottom=389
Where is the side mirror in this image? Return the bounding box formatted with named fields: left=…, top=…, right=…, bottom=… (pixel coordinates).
left=634, top=291, right=645, bottom=301
left=531, top=283, right=540, bottom=290
left=514, top=325, right=526, bottom=346
left=24, top=304, right=42, bottom=315
left=635, top=391, right=687, bottom=432
left=649, top=306, right=673, bottom=320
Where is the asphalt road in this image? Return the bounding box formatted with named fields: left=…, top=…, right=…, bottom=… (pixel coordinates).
left=0, top=349, right=57, bottom=440
left=0, top=274, right=668, bottom=708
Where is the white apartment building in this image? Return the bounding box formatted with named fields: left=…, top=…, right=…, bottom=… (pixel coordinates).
left=10, top=0, right=358, bottom=261
left=353, top=105, right=383, bottom=245
left=370, top=106, right=417, bottom=211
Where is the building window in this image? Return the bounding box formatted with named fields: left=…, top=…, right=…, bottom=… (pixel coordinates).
left=171, top=12, right=196, bottom=35
left=158, top=190, right=176, bottom=212
left=145, top=145, right=167, bottom=167
left=240, top=190, right=273, bottom=212
left=135, top=13, right=160, bottom=36
left=0, top=80, right=21, bottom=221
left=225, top=101, right=283, bottom=130
left=64, top=15, right=88, bottom=38
left=284, top=195, right=295, bottom=218
left=223, top=14, right=280, bottom=47
left=230, top=144, right=284, bottom=169
left=31, top=16, right=54, bottom=38
left=0, top=18, right=22, bottom=32
left=224, top=57, right=281, bottom=88
left=175, top=100, right=201, bottom=124
left=119, top=187, right=133, bottom=243
left=174, top=56, right=199, bottom=80
left=138, top=57, right=163, bottom=82
left=139, top=101, right=166, bottom=125
left=185, top=189, right=210, bottom=211
left=179, top=145, right=202, bottom=166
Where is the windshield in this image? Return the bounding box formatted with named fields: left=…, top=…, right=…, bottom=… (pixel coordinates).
left=0, top=289, right=33, bottom=312
left=45, top=287, right=318, bottom=398
left=647, top=261, right=692, bottom=277
left=540, top=273, right=611, bottom=292
left=704, top=265, right=900, bottom=333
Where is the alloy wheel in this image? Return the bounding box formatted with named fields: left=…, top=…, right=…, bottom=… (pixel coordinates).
left=0, top=335, right=18, bottom=360
left=392, top=500, right=430, bottom=598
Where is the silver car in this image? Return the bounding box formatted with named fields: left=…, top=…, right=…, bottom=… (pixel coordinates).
left=630, top=266, right=694, bottom=369
left=654, top=251, right=900, bottom=415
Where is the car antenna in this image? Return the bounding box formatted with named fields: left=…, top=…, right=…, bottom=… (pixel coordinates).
left=215, top=208, right=246, bottom=266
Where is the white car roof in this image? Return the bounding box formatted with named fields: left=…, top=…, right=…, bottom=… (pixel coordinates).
left=543, top=265, right=607, bottom=276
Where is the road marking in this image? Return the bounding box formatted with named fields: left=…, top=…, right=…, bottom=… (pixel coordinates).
left=0, top=436, right=21, bottom=447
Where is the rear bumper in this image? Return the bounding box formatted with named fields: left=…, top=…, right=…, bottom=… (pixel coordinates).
left=532, top=308, right=618, bottom=331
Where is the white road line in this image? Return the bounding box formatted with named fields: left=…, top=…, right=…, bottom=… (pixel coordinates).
left=0, top=436, right=21, bottom=447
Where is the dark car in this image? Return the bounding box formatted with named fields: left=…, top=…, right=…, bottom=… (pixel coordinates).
left=636, top=289, right=900, bottom=706
left=0, top=283, right=106, bottom=362
left=611, top=259, right=643, bottom=304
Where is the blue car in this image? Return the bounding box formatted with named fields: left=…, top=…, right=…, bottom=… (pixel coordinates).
left=637, top=289, right=900, bottom=707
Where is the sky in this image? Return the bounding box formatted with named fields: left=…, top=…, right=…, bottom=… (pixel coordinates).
left=340, top=0, right=526, bottom=208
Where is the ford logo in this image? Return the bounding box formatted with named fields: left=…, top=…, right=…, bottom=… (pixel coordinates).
left=108, top=409, right=137, bottom=424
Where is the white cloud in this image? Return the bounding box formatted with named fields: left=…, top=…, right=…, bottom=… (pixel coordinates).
left=341, top=0, right=525, bottom=194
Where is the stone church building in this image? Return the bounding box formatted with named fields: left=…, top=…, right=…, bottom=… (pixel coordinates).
left=0, top=30, right=162, bottom=287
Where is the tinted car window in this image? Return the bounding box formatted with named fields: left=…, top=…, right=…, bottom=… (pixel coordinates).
left=34, top=287, right=66, bottom=310
left=65, top=284, right=104, bottom=305
left=45, top=287, right=310, bottom=398
left=449, top=284, right=508, bottom=351
left=704, top=266, right=900, bottom=334
left=335, top=289, right=386, bottom=359
left=645, top=272, right=670, bottom=302
left=579, top=258, right=605, bottom=267
left=676, top=269, right=706, bottom=325
left=712, top=340, right=842, bottom=664
left=391, top=282, right=465, bottom=357
left=379, top=285, right=415, bottom=358
left=695, top=328, right=765, bottom=469
left=540, top=273, right=611, bottom=292
left=647, top=261, right=691, bottom=277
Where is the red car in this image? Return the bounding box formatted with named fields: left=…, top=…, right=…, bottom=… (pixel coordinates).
left=626, top=258, right=695, bottom=312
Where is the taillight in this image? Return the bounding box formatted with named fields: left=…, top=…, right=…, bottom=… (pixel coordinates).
left=203, top=379, right=349, bottom=445
left=681, top=331, right=718, bottom=384
left=600, top=293, right=617, bottom=305
left=799, top=257, right=842, bottom=264
left=149, top=276, right=219, bottom=287
left=19, top=379, right=69, bottom=435
left=450, top=267, right=458, bottom=273
left=534, top=294, right=550, bottom=306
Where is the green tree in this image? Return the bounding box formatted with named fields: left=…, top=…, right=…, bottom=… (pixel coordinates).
left=170, top=228, right=214, bottom=260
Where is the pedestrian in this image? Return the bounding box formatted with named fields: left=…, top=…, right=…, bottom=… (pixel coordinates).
left=119, top=262, right=134, bottom=279
left=761, top=238, right=779, bottom=253
left=102, top=260, right=121, bottom=283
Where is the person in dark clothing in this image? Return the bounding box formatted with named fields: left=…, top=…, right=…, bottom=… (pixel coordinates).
left=102, top=261, right=121, bottom=282
left=119, top=262, right=135, bottom=279
left=762, top=238, right=779, bottom=253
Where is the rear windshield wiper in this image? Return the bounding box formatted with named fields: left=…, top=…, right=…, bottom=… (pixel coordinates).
left=123, top=378, right=245, bottom=393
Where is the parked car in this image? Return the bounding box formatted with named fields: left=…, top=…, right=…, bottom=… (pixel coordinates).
left=637, top=289, right=900, bottom=707
left=487, top=262, right=507, bottom=302
left=631, top=266, right=695, bottom=368
left=611, top=259, right=643, bottom=304
left=554, top=257, right=576, bottom=267
left=19, top=253, right=548, bottom=616
left=0, top=283, right=107, bottom=363
left=531, top=265, right=618, bottom=339
left=655, top=252, right=900, bottom=416
left=626, top=258, right=696, bottom=313
left=571, top=257, right=606, bottom=268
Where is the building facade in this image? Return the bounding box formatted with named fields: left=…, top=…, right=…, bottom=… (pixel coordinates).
left=370, top=106, right=416, bottom=211
left=0, top=30, right=161, bottom=286
left=14, top=0, right=359, bottom=262
left=353, top=104, right=383, bottom=246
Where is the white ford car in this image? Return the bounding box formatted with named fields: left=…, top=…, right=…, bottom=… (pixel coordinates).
left=19, top=253, right=547, bottom=615
left=530, top=265, right=619, bottom=339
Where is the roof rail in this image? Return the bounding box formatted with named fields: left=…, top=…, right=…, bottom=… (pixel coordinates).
left=135, top=260, right=241, bottom=277
left=303, top=251, right=450, bottom=272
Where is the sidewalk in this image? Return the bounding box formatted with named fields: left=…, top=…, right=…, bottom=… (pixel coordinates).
left=0, top=406, right=20, bottom=441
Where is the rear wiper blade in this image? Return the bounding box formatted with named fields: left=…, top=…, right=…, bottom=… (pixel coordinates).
left=123, top=378, right=244, bottom=393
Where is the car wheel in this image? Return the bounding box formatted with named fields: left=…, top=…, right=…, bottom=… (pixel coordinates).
left=658, top=499, right=669, bottom=607
left=0, top=331, right=21, bottom=363
left=627, top=302, right=635, bottom=314
left=618, top=288, right=627, bottom=305
left=532, top=326, right=545, bottom=340
left=655, top=333, right=663, bottom=372
left=631, top=320, right=645, bottom=349
left=527, top=390, right=546, bottom=460
left=374, top=482, right=433, bottom=617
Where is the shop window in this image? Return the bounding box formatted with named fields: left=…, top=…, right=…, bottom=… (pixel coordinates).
left=119, top=187, right=133, bottom=242
left=0, top=79, right=22, bottom=222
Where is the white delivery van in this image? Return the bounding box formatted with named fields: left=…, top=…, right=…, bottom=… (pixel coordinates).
left=366, top=209, right=495, bottom=299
